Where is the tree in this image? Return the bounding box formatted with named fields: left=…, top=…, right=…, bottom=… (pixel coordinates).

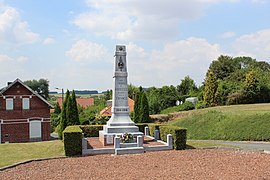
left=209, top=55, right=239, bottom=80
left=58, top=90, right=70, bottom=140
left=203, top=71, right=218, bottom=106
left=243, top=70, right=260, bottom=103
left=133, top=86, right=142, bottom=122
left=177, top=76, right=198, bottom=96
left=54, top=102, right=61, bottom=115
left=104, top=89, right=112, bottom=101
left=128, top=84, right=139, bottom=99
left=133, top=86, right=150, bottom=123
left=66, top=90, right=80, bottom=126
left=147, top=87, right=161, bottom=114
left=140, top=92, right=150, bottom=123
left=24, top=79, right=49, bottom=100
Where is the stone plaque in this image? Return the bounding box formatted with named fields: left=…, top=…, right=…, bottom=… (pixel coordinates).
left=106, top=135, right=113, bottom=144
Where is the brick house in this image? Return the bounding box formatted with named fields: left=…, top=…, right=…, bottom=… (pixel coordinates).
left=100, top=98, right=135, bottom=117
left=56, top=97, right=94, bottom=109
left=0, top=79, right=53, bottom=143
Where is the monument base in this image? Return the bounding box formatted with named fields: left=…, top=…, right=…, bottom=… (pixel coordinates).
left=99, top=125, right=143, bottom=146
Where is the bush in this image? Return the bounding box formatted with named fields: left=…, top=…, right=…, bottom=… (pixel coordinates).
left=145, top=124, right=187, bottom=150
left=136, top=123, right=148, bottom=133
left=50, top=113, right=60, bottom=133
left=195, top=100, right=207, bottom=109
left=148, top=124, right=161, bottom=136
left=181, top=101, right=195, bottom=111
left=80, top=125, right=104, bottom=137
left=63, top=126, right=82, bottom=156
left=159, top=126, right=187, bottom=150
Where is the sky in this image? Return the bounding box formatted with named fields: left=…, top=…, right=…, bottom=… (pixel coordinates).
left=0, top=0, right=270, bottom=93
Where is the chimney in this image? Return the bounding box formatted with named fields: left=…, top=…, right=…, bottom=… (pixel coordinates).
left=7, top=82, right=12, bottom=86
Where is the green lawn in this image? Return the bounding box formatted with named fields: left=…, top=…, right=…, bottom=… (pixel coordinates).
left=0, top=140, right=64, bottom=168
left=168, top=103, right=270, bottom=141
left=186, top=140, right=239, bottom=149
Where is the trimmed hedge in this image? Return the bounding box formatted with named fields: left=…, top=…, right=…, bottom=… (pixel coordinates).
left=80, top=125, right=103, bottom=137
left=145, top=124, right=187, bottom=150
left=63, top=126, right=82, bottom=156
left=159, top=126, right=187, bottom=150
left=136, top=123, right=148, bottom=133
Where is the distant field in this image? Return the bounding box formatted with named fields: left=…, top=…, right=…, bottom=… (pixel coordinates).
left=168, top=103, right=270, bottom=141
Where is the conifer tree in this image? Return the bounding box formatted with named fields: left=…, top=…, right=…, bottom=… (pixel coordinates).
left=54, top=102, right=61, bottom=115
left=66, top=90, right=80, bottom=126
left=133, top=87, right=142, bottom=123
left=58, top=90, right=70, bottom=140
left=140, top=92, right=150, bottom=123
left=203, top=71, right=218, bottom=106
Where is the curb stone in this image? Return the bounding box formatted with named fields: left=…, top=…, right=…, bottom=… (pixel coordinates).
left=0, top=156, right=66, bottom=171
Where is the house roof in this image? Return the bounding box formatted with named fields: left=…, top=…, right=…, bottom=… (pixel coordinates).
left=0, top=78, right=53, bottom=108
left=100, top=97, right=134, bottom=117
left=56, top=97, right=94, bottom=108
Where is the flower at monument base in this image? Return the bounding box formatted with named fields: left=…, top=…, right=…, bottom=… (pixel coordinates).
left=121, top=133, right=134, bottom=143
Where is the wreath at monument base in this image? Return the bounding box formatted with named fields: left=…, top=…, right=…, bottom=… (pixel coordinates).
left=120, top=133, right=134, bottom=143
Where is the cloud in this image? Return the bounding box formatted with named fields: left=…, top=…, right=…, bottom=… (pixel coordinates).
left=127, top=38, right=221, bottom=87
left=0, top=54, right=12, bottom=62
left=43, top=37, right=55, bottom=45
left=232, top=29, right=270, bottom=60
left=0, top=54, right=30, bottom=85
left=65, top=39, right=109, bottom=62
left=72, top=0, right=225, bottom=41
left=0, top=3, right=39, bottom=45
left=220, top=31, right=236, bottom=39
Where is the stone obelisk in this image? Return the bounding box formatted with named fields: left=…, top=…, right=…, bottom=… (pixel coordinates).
left=99, top=45, right=143, bottom=145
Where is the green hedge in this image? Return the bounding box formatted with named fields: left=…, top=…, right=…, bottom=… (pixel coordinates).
left=159, top=126, right=187, bottom=150
left=80, top=125, right=103, bottom=137
left=63, top=126, right=82, bottom=156
left=135, top=123, right=148, bottom=133
left=145, top=124, right=187, bottom=150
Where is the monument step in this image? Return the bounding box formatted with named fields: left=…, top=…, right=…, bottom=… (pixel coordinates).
left=105, top=126, right=140, bottom=133
left=115, top=147, right=144, bottom=155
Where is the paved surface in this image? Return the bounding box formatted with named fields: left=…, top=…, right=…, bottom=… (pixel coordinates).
left=200, top=140, right=270, bottom=152
left=50, top=133, right=59, bottom=140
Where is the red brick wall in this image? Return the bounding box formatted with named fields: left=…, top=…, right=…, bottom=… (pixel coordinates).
left=0, top=82, right=50, bottom=119
left=0, top=81, right=51, bottom=143
left=42, top=121, right=50, bottom=141
left=1, top=123, right=29, bottom=143
left=1, top=120, right=51, bottom=143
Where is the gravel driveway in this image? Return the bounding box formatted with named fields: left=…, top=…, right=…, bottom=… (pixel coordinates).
left=1, top=149, right=270, bottom=179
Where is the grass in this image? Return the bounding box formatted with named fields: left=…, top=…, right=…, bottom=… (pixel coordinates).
left=186, top=140, right=239, bottom=149
left=0, top=140, right=64, bottom=168
left=168, top=103, right=270, bottom=141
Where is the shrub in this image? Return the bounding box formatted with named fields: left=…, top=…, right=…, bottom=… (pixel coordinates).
left=195, top=100, right=207, bottom=109
left=159, top=126, right=187, bottom=150
left=63, top=126, right=82, bottom=156
left=148, top=124, right=161, bottom=136
left=181, top=101, right=195, bottom=111
left=80, top=125, right=103, bottom=137
left=50, top=113, right=60, bottom=133
left=136, top=123, right=148, bottom=133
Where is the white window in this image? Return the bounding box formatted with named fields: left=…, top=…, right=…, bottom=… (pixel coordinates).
left=6, top=98, right=14, bottom=110
left=23, top=98, right=30, bottom=110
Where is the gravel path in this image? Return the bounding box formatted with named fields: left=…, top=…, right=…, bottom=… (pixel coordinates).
left=1, top=149, right=270, bottom=179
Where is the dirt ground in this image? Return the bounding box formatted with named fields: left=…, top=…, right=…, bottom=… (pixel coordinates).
left=1, top=149, right=270, bottom=179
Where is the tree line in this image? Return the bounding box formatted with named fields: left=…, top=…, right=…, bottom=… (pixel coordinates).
left=128, top=55, right=270, bottom=114
left=28, top=55, right=270, bottom=130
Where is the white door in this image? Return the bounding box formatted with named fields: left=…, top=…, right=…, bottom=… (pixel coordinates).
left=29, top=120, right=42, bottom=139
